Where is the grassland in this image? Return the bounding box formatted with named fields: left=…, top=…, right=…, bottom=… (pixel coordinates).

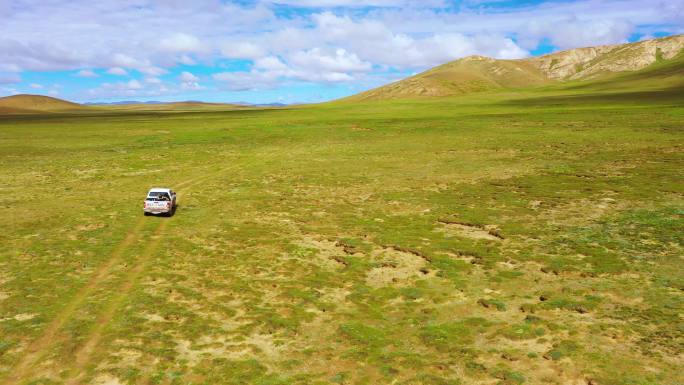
left=0, top=81, right=682, bottom=385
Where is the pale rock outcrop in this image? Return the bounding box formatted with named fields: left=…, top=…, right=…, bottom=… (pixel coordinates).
left=529, top=35, right=684, bottom=80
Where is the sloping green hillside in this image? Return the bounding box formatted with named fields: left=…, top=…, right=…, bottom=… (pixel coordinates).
left=347, top=34, right=684, bottom=101
left=350, top=56, right=550, bottom=101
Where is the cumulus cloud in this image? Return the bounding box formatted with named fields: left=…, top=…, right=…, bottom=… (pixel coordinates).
left=254, top=56, right=289, bottom=71
left=521, top=18, right=633, bottom=50
left=76, top=69, right=98, bottom=77
left=179, top=71, right=203, bottom=90
left=179, top=71, right=199, bottom=82
left=0, top=73, right=21, bottom=84
left=0, top=87, right=20, bottom=96
left=159, top=33, right=208, bottom=54
left=220, top=41, right=267, bottom=59
left=214, top=49, right=372, bottom=90
left=126, top=79, right=143, bottom=90
left=0, top=39, right=85, bottom=72
left=213, top=70, right=279, bottom=91
left=101, top=79, right=141, bottom=91
left=139, top=66, right=168, bottom=76
left=273, top=12, right=527, bottom=69
left=107, top=67, right=128, bottom=76
left=29, top=83, right=43, bottom=89
left=546, top=19, right=633, bottom=49
left=0, top=1, right=276, bottom=73
left=87, top=78, right=168, bottom=99
left=112, top=53, right=145, bottom=68
left=289, top=48, right=372, bottom=73
left=263, top=0, right=446, bottom=7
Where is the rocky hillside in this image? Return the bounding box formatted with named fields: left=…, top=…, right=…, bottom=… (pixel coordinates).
left=530, top=34, right=684, bottom=80
left=348, top=34, right=684, bottom=101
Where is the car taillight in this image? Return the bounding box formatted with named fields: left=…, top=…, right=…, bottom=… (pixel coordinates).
left=166, top=202, right=170, bottom=207
left=144, top=202, right=147, bottom=208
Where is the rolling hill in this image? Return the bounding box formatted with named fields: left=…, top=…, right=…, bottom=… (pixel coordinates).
left=0, top=94, right=88, bottom=114
left=348, top=34, right=684, bottom=101
left=97, top=101, right=248, bottom=111
left=0, top=95, right=248, bottom=114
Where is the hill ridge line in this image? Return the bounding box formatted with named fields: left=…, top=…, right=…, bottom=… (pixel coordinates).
left=346, top=34, right=684, bottom=101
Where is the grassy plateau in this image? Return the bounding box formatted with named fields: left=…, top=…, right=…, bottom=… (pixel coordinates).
left=0, top=79, right=683, bottom=384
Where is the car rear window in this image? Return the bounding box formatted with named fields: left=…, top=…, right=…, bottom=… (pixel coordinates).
left=147, top=191, right=170, bottom=201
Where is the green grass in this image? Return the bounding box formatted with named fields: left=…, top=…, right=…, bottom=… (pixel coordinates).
left=0, top=80, right=682, bottom=385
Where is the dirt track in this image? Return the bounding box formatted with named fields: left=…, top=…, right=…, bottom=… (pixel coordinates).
left=4, top=170, right=225, bottom=385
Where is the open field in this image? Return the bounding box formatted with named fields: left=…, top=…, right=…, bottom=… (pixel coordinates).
left=0, top=84, right=683, bottom=384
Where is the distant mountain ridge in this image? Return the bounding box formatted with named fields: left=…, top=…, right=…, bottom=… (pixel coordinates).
left=87, top=100, right=289, bottom=107
left=0, top=95, right=272, bottom=114
left=348, top=34, right=684, bottom=101
left=84, top=100, right=164, bottom=105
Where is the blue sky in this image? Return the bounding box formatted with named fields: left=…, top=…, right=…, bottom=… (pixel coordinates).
left=1, top=0, right=682, bottom=104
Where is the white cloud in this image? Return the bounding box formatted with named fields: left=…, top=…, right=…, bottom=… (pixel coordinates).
left=126, top=79, right=142, bottom=90
left=139, top=66, right=168, bottom=76
left=289, top=48, right=372, bottom=73
left=179, top=71, right=200, bottom=82
left=214, top=49, right=369, bottom=90
left=159, top=33, right=208, bottom=54
left=220, top=41, right=266, bottom=59
left=263, top=0, right=446, bottom=7
left=0, top=87, right=20, bottom=96
left=107, top=67, right=128, bottom=76
left=0, top=1, right=275, bottom=73
left=547, top=19, right=633, bottom=49
left=112, top=53, right=146, bottom=68
left=95, top=79, right=142, bottom=92
left=181, top=82, right=203, bottom=90
left=293, top=12, right=527, bottom=68
left=30, top=83, right=43, bottom=89
left=0, top=73, right=21, bottom=84
left=76, top=69, right=98, bottom=77
left=179, top=71, right=203, bottom=90
left=519, top=17, right=634, bottom=50
left=213, top=70, right=280, bottom=91
left=87, top=78, right=165, bottom=99
left=254, top=56, right=289, bottom=71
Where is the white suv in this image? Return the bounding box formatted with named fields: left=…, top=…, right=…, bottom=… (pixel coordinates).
left=143, top=188, right=177, bottom=216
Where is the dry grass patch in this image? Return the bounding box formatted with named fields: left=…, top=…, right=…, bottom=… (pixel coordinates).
left=366, top=246, right=435, bottom=287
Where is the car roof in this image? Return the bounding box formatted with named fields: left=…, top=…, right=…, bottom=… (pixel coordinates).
left=148, top=188, right=172, bottom=193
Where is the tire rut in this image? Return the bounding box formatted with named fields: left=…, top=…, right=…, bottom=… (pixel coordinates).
left=4, top=169, right=224, bottom=385
left=65, top=221, right=169, bottom=385
left=63, top=169, right=229, bottom=384
left=4, top=218, right=147, bottom=385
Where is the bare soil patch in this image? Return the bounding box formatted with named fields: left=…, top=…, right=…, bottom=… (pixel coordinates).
left=366, top=246, right=435, bottom=287
left=437, top=219, right=504, bottom=241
